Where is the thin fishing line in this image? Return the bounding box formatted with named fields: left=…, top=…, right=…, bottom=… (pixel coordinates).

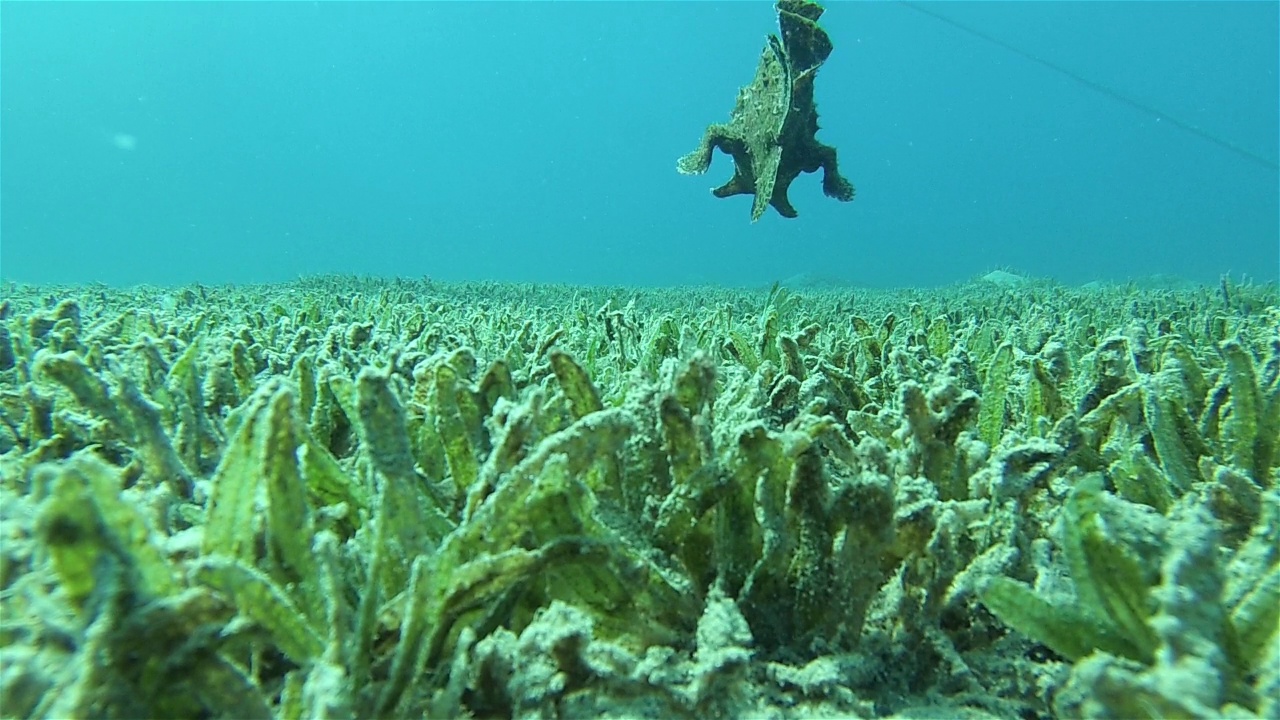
left=901, top=1, right=1279, bottom=172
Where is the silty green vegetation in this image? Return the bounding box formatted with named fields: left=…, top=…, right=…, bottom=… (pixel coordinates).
left=0, top=274, right=1276, bottom=719
left=677, top=0, right=855, bottom=221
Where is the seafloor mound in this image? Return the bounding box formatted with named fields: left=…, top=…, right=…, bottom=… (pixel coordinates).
left=0, top=276, right=1276, bottom=719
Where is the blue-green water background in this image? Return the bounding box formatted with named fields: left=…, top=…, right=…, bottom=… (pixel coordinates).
left=2, top=1, right=1277, bottom=288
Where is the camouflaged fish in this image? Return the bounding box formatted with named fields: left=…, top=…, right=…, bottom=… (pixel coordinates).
left=677, top=0, right=854, bottom=221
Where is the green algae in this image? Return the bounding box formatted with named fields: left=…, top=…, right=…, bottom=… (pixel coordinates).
left=0, top=274, right=1277, bottom=719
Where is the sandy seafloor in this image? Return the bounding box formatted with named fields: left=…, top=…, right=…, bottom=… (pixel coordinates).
left=0, top=273, right=1276, bottom=719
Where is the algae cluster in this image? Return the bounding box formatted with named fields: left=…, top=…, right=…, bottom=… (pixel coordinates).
left=0, top=274, right=1277, bottom=719
left=678, top=0, right=855, bottom=221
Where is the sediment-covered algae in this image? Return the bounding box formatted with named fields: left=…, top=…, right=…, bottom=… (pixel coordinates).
left=0, top=274, right=1277, bottom=719
left=678, top=0, right=855, bottom=221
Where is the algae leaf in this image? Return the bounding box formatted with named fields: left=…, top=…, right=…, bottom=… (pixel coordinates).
left=1229, top=562, right=1280, bottom=672
left=979, top=577, right=1144, bottom=662
left=1064, top=475, right=1159, bottom=664
left=35, top=453, right=177, bottom=608
left=978, top=342, right=1014, bottom=448
left=191, top=556, right=325, bottom=664
left=981, top=475, right=1159, bottom=665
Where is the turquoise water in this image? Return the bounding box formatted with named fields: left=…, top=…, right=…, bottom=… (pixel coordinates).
left=2, top=1, right=1276, bottom=288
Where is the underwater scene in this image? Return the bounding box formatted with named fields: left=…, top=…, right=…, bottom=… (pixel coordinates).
left=1, top=1, right=1278, bottom=719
